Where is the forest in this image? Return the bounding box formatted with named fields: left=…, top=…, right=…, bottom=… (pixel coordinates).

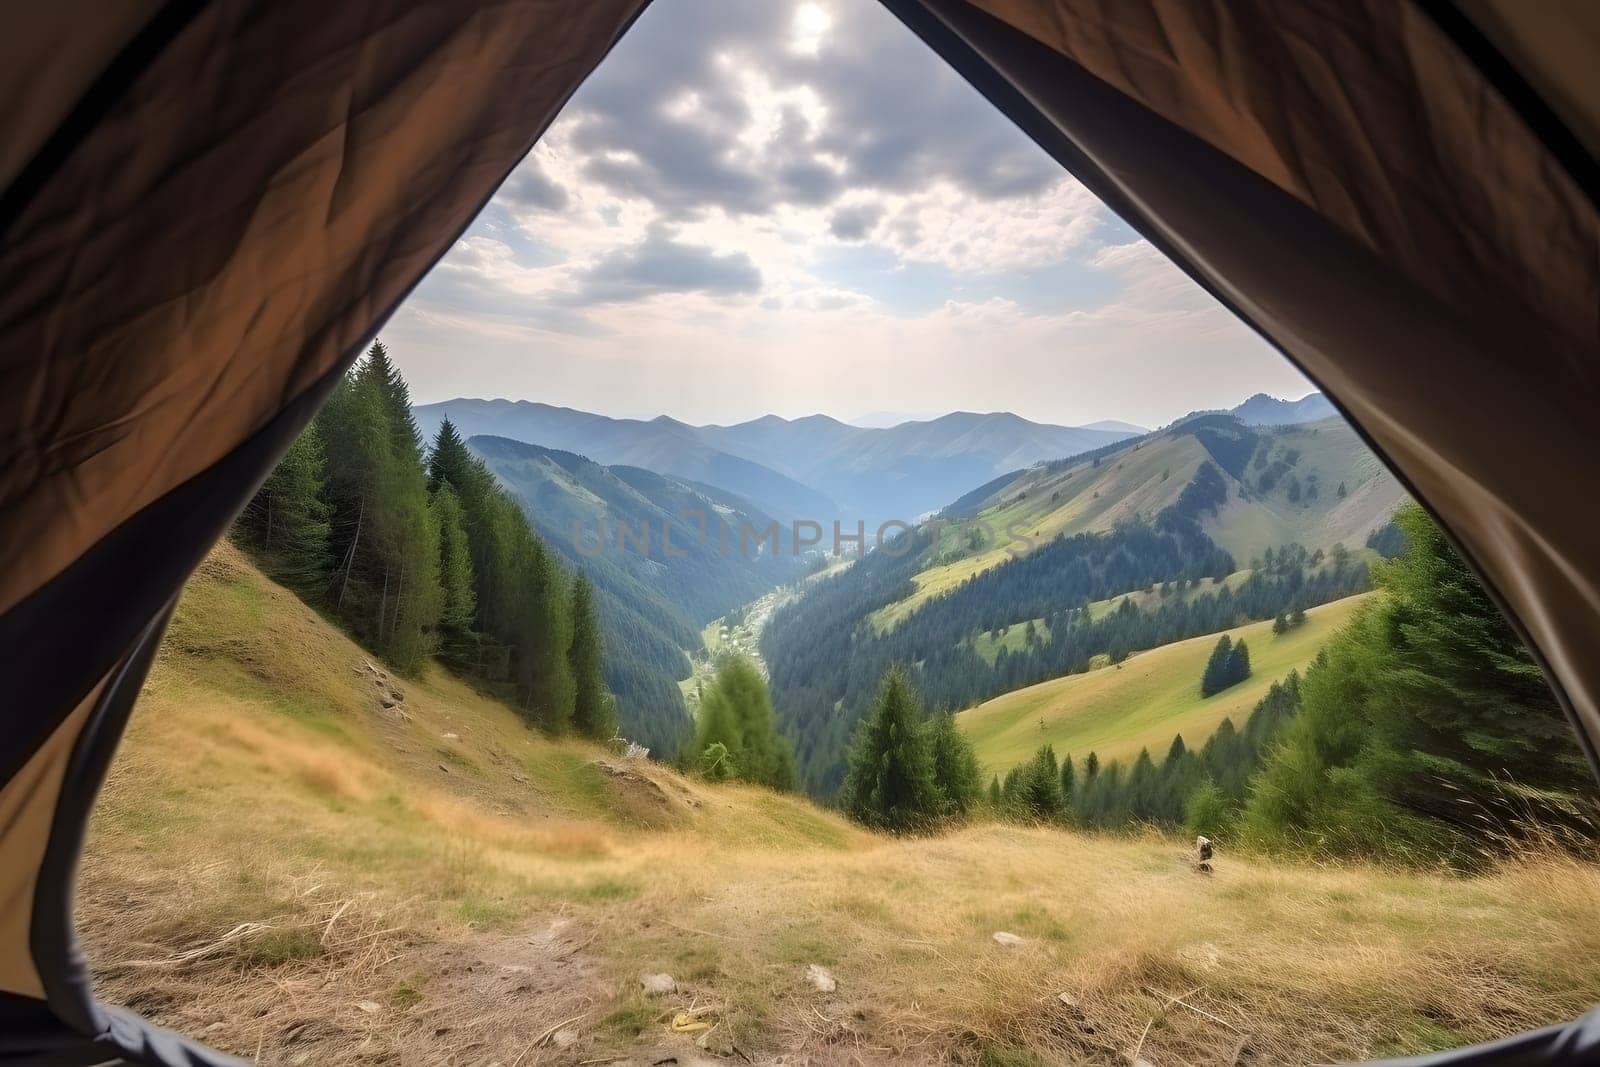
left=974, top=505, right=1594, bottom=865
left=764, top=463, right=1372, bottom=796
left=232, top=342, right=637, bottom=746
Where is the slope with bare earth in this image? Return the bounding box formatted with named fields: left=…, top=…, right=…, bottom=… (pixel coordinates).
left=78, top=546, right=1600, bottom=1065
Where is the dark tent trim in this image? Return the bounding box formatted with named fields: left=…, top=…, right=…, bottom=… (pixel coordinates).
left=0, top=0, right=206, bottom=240
left=1418, top=0, right=1600, bottom=211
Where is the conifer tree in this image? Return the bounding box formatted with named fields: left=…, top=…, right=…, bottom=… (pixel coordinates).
left=926, top=712, right=982, bottom=816
left=1059, top=754, right=1076, bottom=807
left=988, top=775, right=1003, bottom=807
left=1020, top=743, right=1063, bottom=820
left=317, top=356, right=440, bottom=672
left=431, top=481, right=478, bottom=671
left=236, top=423, right=331, bottom=595
left=1129, top=748, right=1160, bottom=820
left=693, top=656, right=794, bottom=790
left=1201, top=634, right=1234, bottom=696
left=1226, top=640, right=1252, bottom=686
left=568, top=575, right=613, bottom=740
left=842, top=666, right=941, bottom=832
left=1245, top=503, right=1590, bottom=863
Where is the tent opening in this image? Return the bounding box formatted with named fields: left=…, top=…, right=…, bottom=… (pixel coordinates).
left=5, top=1, right=1598, bottom=1065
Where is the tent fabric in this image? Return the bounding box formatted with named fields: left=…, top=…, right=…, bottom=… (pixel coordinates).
left=895, top=0, right=1600, bottom=764
left=1452, top=0, right=1600, bottom=163
left=0, top=1, right=169, bottom=195
left=0, top=1, right=644, bottom=1060
left=0, top=1, right=1597, bottom=1064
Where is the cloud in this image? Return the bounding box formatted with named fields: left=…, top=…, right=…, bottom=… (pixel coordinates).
left=383, top=0, right=1311, bottom=427
left=828, top=202, right=884, bottom=241
left=498, top=163, right=569, bottom=212
left=549, top=0, right=1060, bottom=219
left=562, top=224, right=762, bottom=306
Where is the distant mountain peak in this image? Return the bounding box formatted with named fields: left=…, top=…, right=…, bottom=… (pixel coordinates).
left=1229, top=391, right=1335, bottom=426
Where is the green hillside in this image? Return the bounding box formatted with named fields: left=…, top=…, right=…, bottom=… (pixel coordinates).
left=958, top=592, right=1372, bottom=773
left=875, top=414, right=1403, bottom=629
left=470, top=434, right=808, bottom=750
left=82, top=544, right=1600, bottom=1065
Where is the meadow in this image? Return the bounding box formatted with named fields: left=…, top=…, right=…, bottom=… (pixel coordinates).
left=79, top=547, right=1600, bottom=1065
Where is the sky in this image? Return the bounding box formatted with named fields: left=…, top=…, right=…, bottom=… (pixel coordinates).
left=384, top=0, right=1313, bottom=429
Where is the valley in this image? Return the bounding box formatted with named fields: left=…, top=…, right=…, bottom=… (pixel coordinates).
left=92, top=364, right=1600, bottom=1066
left=81, top=543, right=1600, bottom=1066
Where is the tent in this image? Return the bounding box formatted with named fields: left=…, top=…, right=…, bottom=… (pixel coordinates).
left=1, top=1, right=1595, bottom=1062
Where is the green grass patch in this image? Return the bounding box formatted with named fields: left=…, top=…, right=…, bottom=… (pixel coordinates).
left=958, top=594, right=1370, bottom=773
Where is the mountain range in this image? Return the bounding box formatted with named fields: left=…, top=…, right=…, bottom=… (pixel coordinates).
left=414, top=400, right=1140, bottom=529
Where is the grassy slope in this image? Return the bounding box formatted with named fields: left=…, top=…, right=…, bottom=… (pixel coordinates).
left=872, top=417, right=1403, bottom=634
left=871, top=435, right=1206, bottom=631
left=958, top=593, right=1371, bottom=774
left=1201, top=418, right=1406, bottom=563
left=80, top=548, right=1600, bottom=1065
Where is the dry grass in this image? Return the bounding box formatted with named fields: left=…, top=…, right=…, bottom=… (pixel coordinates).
left=77, top=544, right=1600, bottom=1065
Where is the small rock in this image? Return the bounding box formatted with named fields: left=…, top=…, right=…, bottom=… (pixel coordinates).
left=551, top=1027, right=580, bottom=1049
left=355, top=1001, right=381, bottom=1014
left=1057, top=992, right=1079, bottom=1008
left=805, top=964, right=837, bottom=993
left=204, top=1022, right=225, bottom=1033
left=992, top=931, right=1025, bottom=947
left=442, top=732, right=459, bottom=741
left=437, top=763, right=450, bottom=774
left=640, top=972, right=676, bottom=996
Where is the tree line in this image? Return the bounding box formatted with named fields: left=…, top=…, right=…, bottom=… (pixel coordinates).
left=977, top=504, right=1595, bottom=867
left=764, top=466, right=1370, bottom=797
left=234, top=342, right=613, bottom=740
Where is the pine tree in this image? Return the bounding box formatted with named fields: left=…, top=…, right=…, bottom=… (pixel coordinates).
left=318, top=359, right=441, bottom=672
left=1164, top=734, right=1188, bottom=769
left=568, top=575, right=613, bottom=740
left=236, top=423, right=331, bottom=595
left=926, top=712, right=982, bottom=817
left=1128, top=748, right=1159, bottom=820
left=431, top=481, right=478, bottom=672
left=1201, top=635, right=1234, bottom=696
left=842, top=666, right=941, bottom=832
left=1272, top=612, right=1289, bottom=635
left=1226, top=640, right=1252, bottom=686
left=988, top=775, right=1003, bottom=807
left=1245, top=504, right=1592, bottom=864
left=1020, top=743, right=1063, bottom=820
left=1059, top=754, right=1076, bottom=806
left=694, top=656, right=794, bottom=790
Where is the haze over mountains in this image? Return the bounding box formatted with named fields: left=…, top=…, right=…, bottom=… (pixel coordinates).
left=1229, top=391, right=1336, bottom=426
left=417, top=392, right=1336, bottom=532
left=416, top=400, right=1147, bottom=528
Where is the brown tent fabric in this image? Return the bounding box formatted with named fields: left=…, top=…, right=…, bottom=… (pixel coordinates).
left=891, top=0, right=1600, bottom=759
left=0, top=1, right=1597, bottom=1063
left=0, top=2, right=644, bottom=1062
